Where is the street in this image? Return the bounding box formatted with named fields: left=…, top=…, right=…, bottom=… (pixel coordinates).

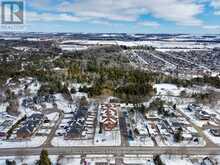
left=0, top=146, right=220, bottom=157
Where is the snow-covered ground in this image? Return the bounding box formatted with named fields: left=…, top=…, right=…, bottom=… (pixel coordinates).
left=160, top=136, right=206, bottom=147
left=128, top=112, right=155, bottom=147
left=156, top=48, right=208, bottom=52
left=154, top=83, right=184, bottom=96
left=161, top=155, right=220, bottom=165
left=161, top=155, right=195, bottom=165
left=38, top=129, right=51, bottom=134
left=204, top=130, right=220, bottom=146
left=124, top=157, right=154, bottom=165
left=57, top=155, right=81, bottom=165
left=178, top=104, right=210, bottom=128
left=94, top=130, right=121, bottom=146
left=54, top=94, right=76, bottom=113
left=0, top=156, right=39, bottom=165
left=0, top=155, right=220, bottom=165
left=129, top=136, right=154, bottom=146
left=59, top=44, right=89, bottom=51
left=0, top=155, right=81, bottom=165
left=51, top=137, right=93, bottom=146
left=46, top=112, right=59, bottom=121
left=85, top=155, right=115, bottom=165
left=27, top=80, right=41, bottom=95
left=0, top=136, right=46, bottom=148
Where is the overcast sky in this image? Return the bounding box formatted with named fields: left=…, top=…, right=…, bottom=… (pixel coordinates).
left=2, top=0, right=220, bottom=34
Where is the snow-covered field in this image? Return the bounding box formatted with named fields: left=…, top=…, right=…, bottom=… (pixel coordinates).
left=154, top=83, right=184, bottom=96
left=59, top=44, right=89, bottom=51
left=156, top=48, right=209, bottom=52
left=60, top=40, right=220, bottom=50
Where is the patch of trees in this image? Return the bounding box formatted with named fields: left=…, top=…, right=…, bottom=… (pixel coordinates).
left=114, top=83, right=155, bottom=103
left=164, top=75, right=220, bottom=89
left=61, top=85, right=72, bottom=102
left=79, top=96, right=88, bottom=108
left=78, top=86, right=89, bottom=93
left=191, top=76, right=220, bottom=88
left=192, top=93, right=210, bottom=102
left=148, top=98, right=165, bottom=112
left=133, top=104, right=146, bottom=114
left=78, top=84, right=102, bottom=97
left=5, top=89, right=16, bottom=101
left=70, top=87, right=76, bottom=94
left=87, top=83, right=103, bottom=97
left=68, top=65, right=157, bottom=102
left=123, top=45, right=156, bottom=51
left=38, top=81, right=63, bottom=95
left=6, top=99, right=20, bottom=116
left=63, top=45, right=128, bottom=64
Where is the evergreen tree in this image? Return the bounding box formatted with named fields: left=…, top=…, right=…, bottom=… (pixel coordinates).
left=39, top=149, right=51, bottom=165
left=153, top=155, right=165, bottom=165
left=174, top=127, right=183, bottom=143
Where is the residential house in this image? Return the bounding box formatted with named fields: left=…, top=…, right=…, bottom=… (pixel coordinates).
left=64, top=107, right=88, bottom=139
left=22, top=95, right=56, bottom=108
left=100, top=104, right=119, bottom=131
left=0, top=120, right=13, bottom=139
left=16, top=113, right=44, bottom=139
left=22, top=97, right=34, bottom=108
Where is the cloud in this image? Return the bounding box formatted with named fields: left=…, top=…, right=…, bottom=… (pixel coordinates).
left=209, top=0, right=220, bottom=15
left=57, top=0, right=203, bottom=26
left=28, top=0, right=53, bottom=10
left=211, top=0, right=220, bottom=8
left=203, top=25, right=220, bottom=29
left=27, top=12, right=83, bottom=22
left=90, top=20, right=111, bottom=25
left=214, top=10, right=220, bottom=14
left=138, top=21, right=160, bottom=28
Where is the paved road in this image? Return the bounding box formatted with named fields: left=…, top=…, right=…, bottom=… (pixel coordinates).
left=0, top=146, right=220, bottom=156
